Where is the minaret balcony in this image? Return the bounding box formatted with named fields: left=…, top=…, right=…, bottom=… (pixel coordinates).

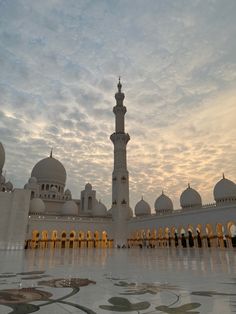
left=110, top=133, right=130, bottom=144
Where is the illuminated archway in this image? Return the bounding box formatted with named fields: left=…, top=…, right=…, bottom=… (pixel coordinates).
left=102, top=231, right=108, bottom=248
left=61, top=231, right=67, bottom=248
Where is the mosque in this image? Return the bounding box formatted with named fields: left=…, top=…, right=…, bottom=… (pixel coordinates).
left=0, top=80, right=236, bottom=250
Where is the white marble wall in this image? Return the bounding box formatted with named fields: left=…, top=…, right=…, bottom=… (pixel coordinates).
left=0, top=189, right=31, bottom=250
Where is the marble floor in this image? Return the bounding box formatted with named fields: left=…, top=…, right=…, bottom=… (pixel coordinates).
left=0, top=248, right=235, bottom=313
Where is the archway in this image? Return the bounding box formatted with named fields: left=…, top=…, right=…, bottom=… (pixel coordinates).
left=78, top=231, right=85, bottom=248
left=179, top=226, right=187, bottom=248
left=102, top=231, right=108, bottom=248
left=41, top=230, right=48, bottom=249
left=187, top=225, right=195, bottom=248
left=158, top=228, right=163, bottom=247
left=51, top=230, right=58, bottom=248
left=32, top=230, right=40, bottom=249
left=69, top=231, right=76, bottom=248
left=227, top=221, right=236, bottom=248
left=196, top=224, right=203, bottom=248
left=87, top=230, right=92, bottom=248
left=61, top=231, right=67, bottom=248
left=94, top=231, right=100, bottom=248
left=205, top=224, right=214, bottom=247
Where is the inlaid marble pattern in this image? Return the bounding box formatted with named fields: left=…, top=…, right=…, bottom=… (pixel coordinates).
left=0, top=248, right=235, bottom=313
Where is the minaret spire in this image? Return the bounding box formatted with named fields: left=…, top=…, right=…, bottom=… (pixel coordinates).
left=110, top=79, right=131, bottom=246
left=117, top=76, right=122, bottom=92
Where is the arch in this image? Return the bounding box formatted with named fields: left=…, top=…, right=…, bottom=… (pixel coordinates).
left=61, top=231, right=67, bottom=249
left=51, top=230, right=57, bottom=240
left=102, top=230, right=108, bottom=248
left=61, top=231, right=67, bottom=239
left=86, top=230, right=92, bottom=248
left=32, top=230, right=40, bottom=240
left=69, top=230, right=76, bottom=248
left=42, top=230, right=48, bottom=240
left=205, top=223, right=214, bottom=247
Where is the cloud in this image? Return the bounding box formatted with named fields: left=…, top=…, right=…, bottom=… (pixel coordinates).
left=0, top=0, right=236, bottom=210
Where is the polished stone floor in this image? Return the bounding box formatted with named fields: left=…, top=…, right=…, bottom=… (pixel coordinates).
left=0, top=248, right=235, bottom=313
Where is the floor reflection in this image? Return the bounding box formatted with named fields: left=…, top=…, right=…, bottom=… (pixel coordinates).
left=0, top=248, right=235, bottom=313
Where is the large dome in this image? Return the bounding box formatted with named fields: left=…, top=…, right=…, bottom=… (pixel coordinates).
left=94, top=200, right=107, bottom=216
left=180, top=184, right=202, bottom=209
left=62, top=200, right=78, bottom=216
left=213, top=175, right=236, bottom=203
left=31, top=155, right=66, bottom=185
left=155, top=192, right=173, bottom=212
left=135, top=198, right=151, bottom=217
left=0, top=142, right=5, bottom=172
left=29, top=198, right=45, bottom=214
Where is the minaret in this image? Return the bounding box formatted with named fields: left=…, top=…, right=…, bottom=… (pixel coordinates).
left=110, top=78, right=131, bottom=246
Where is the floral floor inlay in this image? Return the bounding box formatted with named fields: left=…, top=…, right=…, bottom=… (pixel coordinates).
left=0, top=248, right=235, bottom=313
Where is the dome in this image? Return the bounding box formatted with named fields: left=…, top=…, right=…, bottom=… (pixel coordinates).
left=180, top=184, right=202, bottom=209
left=85, top=183, right=92, bottom=191
left=24, top=183, right=30, bottom=189
left=61, top=200, right=78, bottom=216
left=0, top=142, right=5, bottom=171
left=31, top=155, right=66, bottom=186
left=50, top=186, right=57, bottom=193
left=135, top=198, right=151, bottom=217
left=28, top=177, right=37, bottom=185
left=65, top=189, right=71, bottom=195
left=5, top=181, right=13, bottom=191
left=94, top=200, right=107, bottom=216
left=29, top=198, right=45, bottom=214
left=213, top=175, right=236, bottom=203
left=155, top=191, right=173, bottom=212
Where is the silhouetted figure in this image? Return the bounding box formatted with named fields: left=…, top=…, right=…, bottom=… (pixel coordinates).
left=174, top=233, right=178, bottom=247
left=197, top=231, right=202, bottom=248
left=181, top=233, right=187, bottom=248
left=223, top=235, right=227, bottom=248
left=232, top=236, right=236, bottom=248
left=207, top=237, right=211, bottom=247
left=168, top=232, right=171, bottom=247
left=188, top=231, right=194, bottom=247
left=139, top=244, right=143, bottom=249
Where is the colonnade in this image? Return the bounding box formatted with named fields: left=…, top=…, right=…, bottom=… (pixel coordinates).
left=128, top=221, right=236, bottom=249
left=26, top=230, right=113, bottom=249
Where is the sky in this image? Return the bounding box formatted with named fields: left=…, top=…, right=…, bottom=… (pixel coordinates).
left=0, top=0, right=236, bottom=211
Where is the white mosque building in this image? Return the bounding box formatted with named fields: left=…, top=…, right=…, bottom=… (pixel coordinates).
left=0, top=80, right=236, bottom=250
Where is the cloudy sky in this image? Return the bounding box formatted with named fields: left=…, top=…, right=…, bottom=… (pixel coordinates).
left=0, top=0, right=236, bottom=210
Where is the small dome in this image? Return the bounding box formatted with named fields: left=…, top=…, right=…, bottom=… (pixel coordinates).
left=213, top=175, right=236, bottom=203
left=180, top=184, right=202, bottom=209
left=0, top=142, right=5, bottom=171
left=85, top=183, right=92, bottom=191
left=61, top=200, right=78, bottom=216
left=135, top=197, right=151, bottom=217
left=24, top=183, right=30, bottom=189
left=5, top=181, right=13, bottom=191
left=50, top=186, right=57, bottom=193
left=28, top=177, right=37, bottom=185
left=65, top=188, right=71, bottom=195
left=31, top=155, right=66, bottom=186
left=155, top=191, right=173, bottom=212
left=29, top=198, right=45, bottom=214
left=94, top=200, right=107, bottom=216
